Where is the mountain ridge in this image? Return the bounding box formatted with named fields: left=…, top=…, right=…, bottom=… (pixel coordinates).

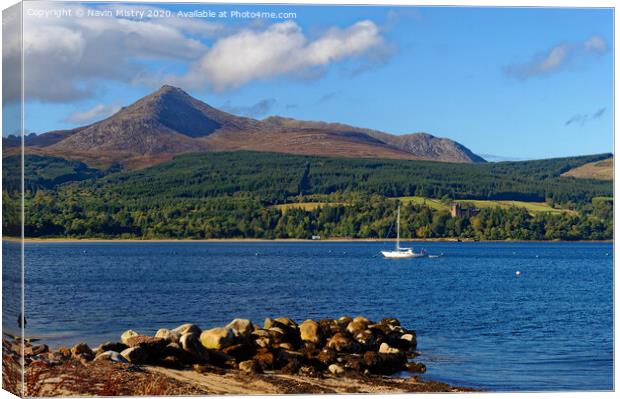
left=5, top=85, right=487, bottom=167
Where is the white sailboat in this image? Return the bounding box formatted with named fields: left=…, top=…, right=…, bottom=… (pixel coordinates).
left=381, top=204, right=426, bottom=259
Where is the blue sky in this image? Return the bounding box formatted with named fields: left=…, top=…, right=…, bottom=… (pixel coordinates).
left=6, top=3, right=613, bottom=160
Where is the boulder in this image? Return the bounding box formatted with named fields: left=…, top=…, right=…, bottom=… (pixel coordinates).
left=120, top=330, right=140, bottom=346
left=278, top=342, right=294, bottom=350
left=405, top=361, right=426, bottom=373
left=160, top=355, right=185, bottom=369
left=222, top=343, right=256, bottom=361
left=251, top=329, right=271, bottom=338
left=94, top=350, right=128, bottom=363
left=226, top=319, right=254, bottom=338
left=180, top=333, right=209, bottom=362
left=299, top=320, right=322, bottom=344
left=336, top=316, right=353, bottom=328
left=71, top=343, right=94, bottom=360
left=121, top=347, right=147, bottom=364
left=253, top=348, right=275, bottom=370
left=97, top=341, right=128, bottom=354
left=328, top=364, right=345, bottom=376
left=155, top=328, right=181, bottom=344
left=239, top=359, right=261, bottom=374
left=354, top=330, right=376, bottom=348
left=379, top=342, right=401, bottom=354
left=31, top=344, right=49, bottom=356
left=200, top=327, right=235, bottom=350
left=347, top=318, right=370, bottom=336
left=380, top=317, right=400, bottom=327
left=254, top=337, right=271, bottom=348
left=172, top=323, right=202, bottom=336
left=125, top=335, right=167, bottom=353
left=57, top=347, right=71, bottom=360
left=280, top=357, right=301, bottom=375
left=316, top=348, right=337, bottom=366
left=274, top=317, right=297, bottom=328
left=326, top=333, right=361, bottom=353
left=363, top=351, right=406, bottom=375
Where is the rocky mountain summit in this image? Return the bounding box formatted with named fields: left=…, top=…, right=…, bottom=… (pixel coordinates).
left=7, top=86, right=485, bottom=168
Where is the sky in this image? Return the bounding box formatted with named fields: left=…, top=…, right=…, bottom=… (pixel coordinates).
left=2, top=1, right=614, bottom=160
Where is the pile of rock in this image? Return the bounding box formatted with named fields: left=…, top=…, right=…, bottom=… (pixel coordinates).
left=38, top=316, right=426, bottom=377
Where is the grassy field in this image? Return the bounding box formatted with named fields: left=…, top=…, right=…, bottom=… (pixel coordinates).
left=562, top=157, right=613, bottom=180
left=272, top=202, right=343, bottom=213
left=399, top=196, right=576, bottom=215
left=272, top=197, right=576, bottom=215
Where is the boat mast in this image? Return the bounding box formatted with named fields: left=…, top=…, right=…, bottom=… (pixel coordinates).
left=396, top=204, right=400, bottom=250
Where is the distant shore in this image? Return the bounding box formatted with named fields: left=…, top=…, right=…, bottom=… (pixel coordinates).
left=3, top=237, right=613, bottom=244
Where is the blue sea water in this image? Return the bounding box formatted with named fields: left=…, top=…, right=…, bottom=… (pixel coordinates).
left=6, top=241, right=613, bottom=391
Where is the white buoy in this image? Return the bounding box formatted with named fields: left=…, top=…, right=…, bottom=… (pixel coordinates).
left=515, top=271, right=521, bottom=277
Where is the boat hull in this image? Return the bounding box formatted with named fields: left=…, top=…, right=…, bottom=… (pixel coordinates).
left=381, top=250, right=425, bottom=259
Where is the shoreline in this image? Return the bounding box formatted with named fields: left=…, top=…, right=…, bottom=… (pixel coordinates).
left=3, top=237, right=613, bottom=244
left=4, top=317, right=478, bottom=396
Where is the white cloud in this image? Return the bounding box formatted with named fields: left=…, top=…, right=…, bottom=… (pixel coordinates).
left=4, top=4, right=218, bottom=103
left=173, top=20, right=386, bottom=91
left=504, top=35, right=608, bottom=80
left=5, top=4, right=390, bottom=102
left=64, top=102, right=122, bottom=125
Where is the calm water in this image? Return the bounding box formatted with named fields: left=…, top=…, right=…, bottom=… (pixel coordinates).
left=7, top=241, right=614, bottom=391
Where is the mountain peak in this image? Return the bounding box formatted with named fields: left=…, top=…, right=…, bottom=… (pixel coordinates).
left=31, top=87, right=485, bottom=166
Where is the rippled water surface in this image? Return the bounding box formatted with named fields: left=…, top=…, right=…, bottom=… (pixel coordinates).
left=11, top=241, right=613, bottom=391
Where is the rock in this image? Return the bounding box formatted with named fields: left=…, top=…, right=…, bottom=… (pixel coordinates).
left=278, top=342, right=294, bottom=350
left=160, top=355, right=184, bottom=369
left=336, top=316, right=353, bottom=328
left=162, top=343, right=190, bottom=363
left=326, top=333, right=361, bottom=353
left=253, top=348, right=275, bottom=370
left=354, top=330, right=376, bottom=348
left=31, top=344, right=49, bottom=355
left=155, top=328, right=181, bottom=344
left=125, top=335, right=167, bottom=354
left=120, top=330, right=140, bottom=345
left=121, top=347, right=147, bottom=364
left=172, top=323, right=202, bottom=336
left=57, top=347, right=71, bottom=359
left=71, top=343, right=94, bottom=360
left=274, top=317, right=297, bottom=328
left=346, top=318, right=370, bottom=335
left=299, top=320, right=322, bottom=344
left=380, top=317, right=400, bottom=327
left=94, top=350, right=128, bottom=363
left=316, top=348, right=337, bottom=366
left=328, top=364, right=345, bottom=376
left=226, top=319, right=254, bottom=338
left=179, top=333, right=209, bottom=362
left=251, top=329, right=271, bottom=338
left=263, top=318, right=276, bottom=330
left=222, top=343, right=256, bottom=361
left=405, top=361, right=426, bottom=373
left=200, top=327, right=235, bottom=350
left=254, top=337, right=271, bottom=348
left=363, top=351, right=406, bottom=374
left=239, top=359, right=261, bottom=374
left=280, top=357, right=301, bottom=375
left=400, top=333, right=417, bottom=350
left=97, top=341, right=128, bottom=354
left=401, top=333, right=415, bottom=343
left=379, top=342, right=401, bottom=354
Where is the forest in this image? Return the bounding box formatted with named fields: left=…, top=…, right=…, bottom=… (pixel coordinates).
left=1, top=151, right=613, bottom=240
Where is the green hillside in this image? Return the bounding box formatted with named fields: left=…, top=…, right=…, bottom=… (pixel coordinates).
left=1, top=151, right=613, bottom=240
